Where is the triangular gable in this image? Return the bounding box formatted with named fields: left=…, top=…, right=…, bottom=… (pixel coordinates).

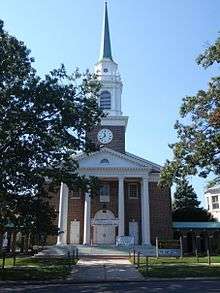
left=76, top=147, right=161, bottom=171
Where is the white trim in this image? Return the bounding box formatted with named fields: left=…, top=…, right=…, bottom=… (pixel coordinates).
left=125, top=151, right=161, bottom=171
left=149, top=173, right=160, bottom=182
left=79, top=168, right=149, bottom=178
left=101, top=116, right=129, bottom=129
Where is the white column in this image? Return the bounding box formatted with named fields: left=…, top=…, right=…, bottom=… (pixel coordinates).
left=57, top=183, right=69, bottom=245
left=83, top=192, right=91, bottom=245
left=118, top=176, right=125, bottom=237
left=141, top=175, right=151, bottom=245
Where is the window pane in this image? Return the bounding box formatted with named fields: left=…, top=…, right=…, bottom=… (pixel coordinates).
left=100, top=91, right=111, bottom=110
left=212, top=196, right=218, bottom=203
left=128, top=183, right=138, bottom=198
left=100, top=184, right=110, bottom=202
left=212, top=203, right=219, bottom=209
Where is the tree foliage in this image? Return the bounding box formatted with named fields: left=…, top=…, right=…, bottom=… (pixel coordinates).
left=172, top=179, right=214, bottom=222
left=0, top=20, right=103, bottom=241
left=173, top=207, right=214, bottom=222
left=173, top=179, right=200, bottom=210
left=160, top=36, right=220, bottom=186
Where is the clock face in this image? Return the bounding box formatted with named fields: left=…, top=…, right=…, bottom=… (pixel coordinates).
left=97, top=128, right=113, bottom=144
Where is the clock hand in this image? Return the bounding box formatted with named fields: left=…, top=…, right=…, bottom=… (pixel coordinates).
left=100, top=133, right=106, bottom=139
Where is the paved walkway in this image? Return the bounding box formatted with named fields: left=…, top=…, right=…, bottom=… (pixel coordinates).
left=67, top=257, right=145, bottom=282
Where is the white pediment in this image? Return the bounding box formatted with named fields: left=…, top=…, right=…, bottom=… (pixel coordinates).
left=75, top=148, right=161, bottom=171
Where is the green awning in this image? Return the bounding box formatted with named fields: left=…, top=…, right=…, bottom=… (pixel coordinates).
left=173, top=221, right=220, bottom=229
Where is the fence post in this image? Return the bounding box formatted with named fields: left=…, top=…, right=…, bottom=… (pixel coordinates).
left=72, top=248, right=74, bottom=261
left=145, top=256, right=149, bottom=275
left=137, top=252, right=140, bottom=268
left=13, top=253, right=16, bottom=266
left=133, top=249, right=136, bottom=264
left=2, top=251, right=6, bottom=270
left=156, top=237, right=159, bottom=259
left=180, top=236, right=183, bottom=259
left=207, top=248, right=211, bottom=266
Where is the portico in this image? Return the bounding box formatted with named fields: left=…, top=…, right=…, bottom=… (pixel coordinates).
left=57, top=147, right=161, bottom=246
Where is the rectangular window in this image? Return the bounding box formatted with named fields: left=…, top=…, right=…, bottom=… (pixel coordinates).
left=212, top=203, right=219, bottom=209
left=69, top=188, right=81, bottom=199
left=100, top=91, right=111, bottom=110
left=100, top=184, right=110, bottom=202
left=128, top=183, right=139, bottom=199
left=212, top=196, right=218, bottom=203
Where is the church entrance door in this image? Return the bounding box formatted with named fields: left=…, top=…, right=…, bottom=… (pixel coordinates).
left=93, top=210, right=116, bottom=244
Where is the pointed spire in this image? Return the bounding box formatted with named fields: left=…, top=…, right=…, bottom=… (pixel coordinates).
left=99, top=2, right=113, bottom=61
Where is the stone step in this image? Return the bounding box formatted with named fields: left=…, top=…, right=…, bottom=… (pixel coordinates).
left=34, top=244, right=157, bottom=258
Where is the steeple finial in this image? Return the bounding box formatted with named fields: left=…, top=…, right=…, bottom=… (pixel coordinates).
left=99, top=2, right=113, bottom=61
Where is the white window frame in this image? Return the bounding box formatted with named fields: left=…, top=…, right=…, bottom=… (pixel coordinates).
left=212, top=203, right=219, bottom=210
left=100, top=184, right=110, bottom=203
left=128, top=183, right=139, bottom=199
left=212, top=195, right=218, bottom=203
left=100, top=90, right=111, bottom=110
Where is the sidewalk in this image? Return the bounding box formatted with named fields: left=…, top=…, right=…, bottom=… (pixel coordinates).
left=67, top=257, right=145, bottom=282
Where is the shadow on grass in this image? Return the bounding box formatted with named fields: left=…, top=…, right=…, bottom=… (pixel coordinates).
left=140, top=265, right=220, bottom=278
left=0, top=257, right=77, bottom=281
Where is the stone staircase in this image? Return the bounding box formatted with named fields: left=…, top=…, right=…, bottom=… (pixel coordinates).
left=34, top=244, right=75, bottom=258
left=34, top=244, right=156, bottom=258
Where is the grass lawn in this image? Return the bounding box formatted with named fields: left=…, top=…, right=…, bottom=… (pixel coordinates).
left=131, top=256, right=220, bottom=278
left=0, top=257, right=77, bottom=281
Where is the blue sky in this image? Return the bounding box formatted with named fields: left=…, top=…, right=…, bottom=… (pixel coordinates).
left=1, top=0, right=220, bottom=206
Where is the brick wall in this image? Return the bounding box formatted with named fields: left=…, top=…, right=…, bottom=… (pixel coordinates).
left=149, top=182, right=173, bottom=244
left=46, top=180, right=173, bottom=246
left=87, top=125, right=125, bottom=153
left=124, top=181, right=141, bottom=242
left=67, top=192, right=85, bottom=243
left=91, top=181, right=118, bottom=218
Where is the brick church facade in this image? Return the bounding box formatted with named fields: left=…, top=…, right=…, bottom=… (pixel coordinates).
left=51, top=3, right=172, bottom=246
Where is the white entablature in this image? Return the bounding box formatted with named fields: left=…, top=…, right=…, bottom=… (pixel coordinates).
left=75, top=147, right=161, bottom=181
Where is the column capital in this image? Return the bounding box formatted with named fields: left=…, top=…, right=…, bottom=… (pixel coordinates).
left=118, top=175, right=125, bottom=181
left=142, top=174, right=149, bottom=181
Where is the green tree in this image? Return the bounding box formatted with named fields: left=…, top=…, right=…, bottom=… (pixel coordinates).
left=172, top=179, right=214, bottom=222
left=0, top=20, right=102, bottom=243
left=173, top=207, right=214, bottom=222
left=160, top=36, right=220, bottom=186
left=173, top=179, right=200, bottom=210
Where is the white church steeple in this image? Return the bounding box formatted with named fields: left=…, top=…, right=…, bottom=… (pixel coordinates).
left=95, top=2, right=123, bottom=117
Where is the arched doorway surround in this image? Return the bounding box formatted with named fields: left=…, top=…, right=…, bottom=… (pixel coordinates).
left=93, top=210, right=116, bottom=244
